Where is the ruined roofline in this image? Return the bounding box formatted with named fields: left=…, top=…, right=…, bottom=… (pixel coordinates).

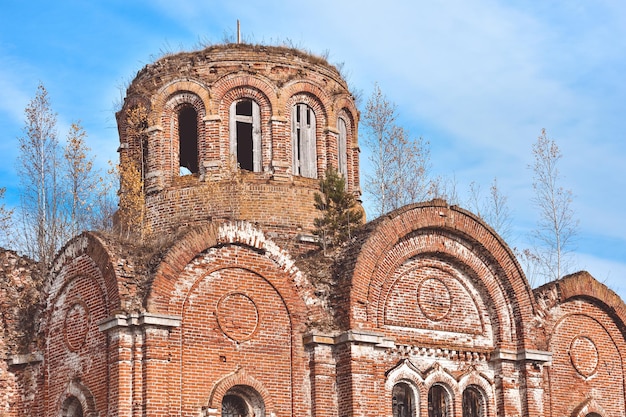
left=127, top=42, right=349, bottom=98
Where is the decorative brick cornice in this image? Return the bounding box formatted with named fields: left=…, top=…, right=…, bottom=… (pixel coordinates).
left=98, top=312, right=182, bottom=332
left=303, top=330, right=394, bottom=348
left=491, top=348, right=552, bottom=364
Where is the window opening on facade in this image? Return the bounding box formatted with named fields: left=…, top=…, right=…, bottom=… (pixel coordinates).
left=61, top=396, right=83, bottom=417
left=230, top=99, right=261, bottom=172
left=222, top=395, right=248, bottom=417
left=392, top=382, right=415, bottom=417
left=428, top=384, right=450, bottom=417
left=337, top=117, right=348, bottom=178
left=221, top=385, right=265, bottom=417
left=179, top=106, right=199, bottom=174
left=291, top=103, right=317, bottom=178
left=462, top=386, right=484, bottom=417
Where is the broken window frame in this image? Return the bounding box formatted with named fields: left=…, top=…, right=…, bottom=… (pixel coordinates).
left=428, top=384, right=451, bottom=417
left=392, top=382, right=416, bottom=417
left=229, top=99, right=262, bottom=172
left=462, top=386, right=485, bottom=417
left=291, top=103, right=317, bottom=178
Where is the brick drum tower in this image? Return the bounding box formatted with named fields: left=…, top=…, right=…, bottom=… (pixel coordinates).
left=117, top=43, right=360, bottom=249
left=2, top=43, right=626, bottom=417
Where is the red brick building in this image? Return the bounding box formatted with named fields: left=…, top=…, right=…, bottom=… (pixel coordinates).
left=2, top=44, right=625, bottom=417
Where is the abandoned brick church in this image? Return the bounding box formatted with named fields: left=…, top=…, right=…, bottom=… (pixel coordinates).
left=1, top=44, right=625, bottom=417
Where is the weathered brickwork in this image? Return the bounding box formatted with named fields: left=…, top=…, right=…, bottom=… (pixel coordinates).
left=1, top=43, right=626, bottom=417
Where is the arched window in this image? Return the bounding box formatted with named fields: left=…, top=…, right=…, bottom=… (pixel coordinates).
left=337, top=117, right=348, bottom=178
left=428, top=384, right=450, bottom=417
left=462, top=386, right=485, bottom=417
left=221, top=385, right=265, bottom=417
left=179, top=106, right=199, bottom=174
left=291, top=103, right=317, bottom=178
left=392, top=382, right=415, bottom=417
left=61, top=396, right=84, bottom=417
left=222, top=395, right=248, bottom=417
left=230, top=99, right=261, bottom=172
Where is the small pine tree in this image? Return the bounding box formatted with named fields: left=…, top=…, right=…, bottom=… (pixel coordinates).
left=313, top=169, right=363, bottom=251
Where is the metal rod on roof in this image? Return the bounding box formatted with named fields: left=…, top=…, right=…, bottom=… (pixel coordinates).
left=237, top=19, right=241, bottom=44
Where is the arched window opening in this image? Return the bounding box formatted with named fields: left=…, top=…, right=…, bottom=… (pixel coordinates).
left=428, top=384, right=450, bottom=417
left=179, top=106, right=199, bottom=175
left=462, top=386, right=484, bottom=417
left=229, top=99, right=261, bottom=172
left=586, top=414, right=602, bottom=417
left=392, top=382, right=415, bottom=417
left=291, top=103, right=317, bottom=178
left=61, top=396, right=84, bottom=417
left=221, top=385, right=265, bottom=417
left=337, top=117, right=348, bottom=178
left=222, top=395, right=248, bottom=417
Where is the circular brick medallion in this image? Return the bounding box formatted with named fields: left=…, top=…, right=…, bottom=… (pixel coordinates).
left=216, top=292, right=259, bottom=342
left=64, top=300, right=90, bottom=351
left=418, top=278, right=452, bottom=321
left=570, top=336, right=599, bottom=377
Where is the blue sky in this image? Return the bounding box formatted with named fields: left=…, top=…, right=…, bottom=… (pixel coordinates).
left=1, top=1, right=625, bottom=298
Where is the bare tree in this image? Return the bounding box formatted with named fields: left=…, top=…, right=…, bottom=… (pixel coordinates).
left=90, top=162, right=117, bottom=233
left=467, top=178, right=513, bottom=241
left=529, top=129, right=578, bottom=283
left=17, top=83, right=66, bottom=269
left=0, top=188, right=14, bottom=248
left=117, top=105, right=149, bottom=240
left=63, top=122, right=100, bottom=236
left=362, top=84, right=435, bottom=217
left=429, top=174, right=460, bottom=206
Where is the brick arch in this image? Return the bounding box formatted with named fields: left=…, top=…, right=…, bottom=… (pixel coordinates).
left=385, top=359, right=425, bottom=389
left=572, top=398, right=608, bottom=417
left=334, top=97, right=358, bottom=130
left=283, top=80, right=330, bottom=122
left=157, top=91, right=208, bottom=179
left=344, top=200, right=536, bottom=350
left=373, top=240, right=504, bottom=347
left=545, top=307, right=626, bottom=417
left=59, top=379, right=97, bottom=417
left=458, top=372, right=494, bottom=417
left=219, top=85, right=273, bottom=114
left=146, top=221, right=307, bottom=318
left=551, top=271, right=626, bottom=336
left=211, top=72, right=278, bottom=114
left=47, top=232, right=120, bottom=314
left=421, top=367, right=458, bottom=414
left=150, top=79, right=211, bottom=123
left=206, top=367, right=276, bottom=414
left=423, top=365, right=458, bottom=392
